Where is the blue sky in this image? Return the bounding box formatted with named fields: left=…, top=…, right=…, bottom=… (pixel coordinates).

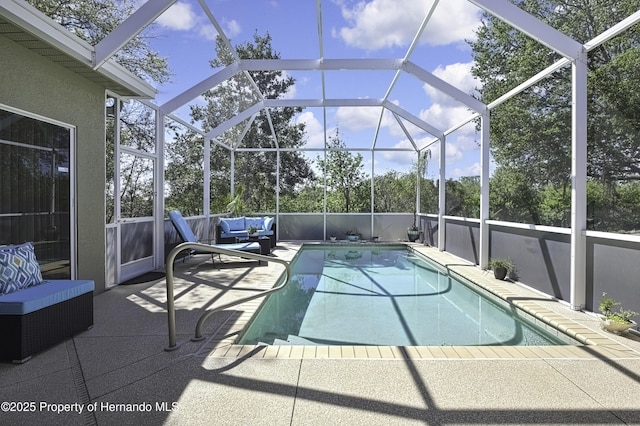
left=146, top=0, right=486, bottom=179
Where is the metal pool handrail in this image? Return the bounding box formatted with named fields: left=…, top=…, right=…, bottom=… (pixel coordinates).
left=164, top=241, right=291, bottom=350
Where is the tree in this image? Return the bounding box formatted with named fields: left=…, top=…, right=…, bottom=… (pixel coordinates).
left=190, top=32, right=315, bottom=213
left=470, top=0, right=640, bottom=230
left=279, top=184, right=324, bottom=213
left=316, top=129, right=368, bottom=213
left=164, top=127, right=205, bottom=216
left=616, top=182, right=640, bottom=232
left=538, top=183, right=570, bottom=228
left=374, top=171, right=414, bottom=213
left=470, top=1, right=571, bottom=188
left=490, top=167, right=540, bottom=223
left=445, top=177, right=481, bottom=218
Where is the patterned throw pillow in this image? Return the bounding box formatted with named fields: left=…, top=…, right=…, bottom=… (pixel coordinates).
left=0, top=242, right=44, bottom=295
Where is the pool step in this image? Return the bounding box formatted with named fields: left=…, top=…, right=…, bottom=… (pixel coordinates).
left=271, top=335, right=320, bottom=345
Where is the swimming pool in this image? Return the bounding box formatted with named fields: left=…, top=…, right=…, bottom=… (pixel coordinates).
left=237, top=244, right=571, bottom=346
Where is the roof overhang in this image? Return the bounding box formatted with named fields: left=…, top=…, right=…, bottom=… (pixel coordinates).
left=0, top=0, right=156, bottom=98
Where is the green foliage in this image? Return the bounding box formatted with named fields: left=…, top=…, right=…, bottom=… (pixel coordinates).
left=164, top=128, right=205, bottom=216
left=490, top=167, right=540, bottom=223
left=226, top=185, right=247, bottom=216
left=316, top=128, right=369, bottom=213
left=538, top=184, right=570, bottom=227
left=488, top=257, right=515, bottom=272
left=444, top=177, right=480, bottom=218
left=28, top=0, right=169, bottom=84
left=115, top=101, right=157, bottom=219
left=599, top=293, right=637, bottom=324
left=191, top=32, right=315, bottom=214
left=30, top=0, right=171, bottom=222
left=616, top=182, right=640, bottom=232
left=374, top=171, right=416, bottom=213
left=279, top=184, right=324, bottom=213
left=470, top=0, right=640, bottom=232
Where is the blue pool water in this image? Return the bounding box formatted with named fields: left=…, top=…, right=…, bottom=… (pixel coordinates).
left=238, top=245, right=568, bottom=346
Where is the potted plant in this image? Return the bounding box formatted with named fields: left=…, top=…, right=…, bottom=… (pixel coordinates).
left=345, top=229, right=361, bottom=241
left=598, top=292, right=637, bottom=334
left=247, top=225, right=258, bottom=236
left=488, top=258, right=514, bottom=280
left=407, top=212, right=420, bottom=242
left=329, top=235, right=337, bottom=242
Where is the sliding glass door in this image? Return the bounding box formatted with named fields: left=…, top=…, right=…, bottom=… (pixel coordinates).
left=0, top=105, right=75, bottom=279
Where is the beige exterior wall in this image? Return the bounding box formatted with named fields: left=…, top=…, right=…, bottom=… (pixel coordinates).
left=0, top=36, right=107, bottom=292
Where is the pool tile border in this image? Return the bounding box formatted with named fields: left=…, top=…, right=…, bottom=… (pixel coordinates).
left=200, top=243, right=640, bottom=360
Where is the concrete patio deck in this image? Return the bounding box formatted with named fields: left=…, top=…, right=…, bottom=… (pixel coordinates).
left=2, top=242, right=640, bottom=425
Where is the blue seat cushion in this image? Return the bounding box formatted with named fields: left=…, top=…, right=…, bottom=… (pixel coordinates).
left=221, top=230, right=250, bottom=239
left=0, top=279, right=94, bottom=315
left=217, top=242, right=260, bottom=252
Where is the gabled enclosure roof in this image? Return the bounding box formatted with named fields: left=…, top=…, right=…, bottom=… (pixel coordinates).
left=3, top=0, right=640, bottom=153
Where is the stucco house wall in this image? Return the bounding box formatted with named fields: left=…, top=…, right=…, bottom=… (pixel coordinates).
left=0, top=35, right=107, bottom=292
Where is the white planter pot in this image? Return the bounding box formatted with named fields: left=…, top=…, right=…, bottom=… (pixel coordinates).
left=598, top=315, right=637, bottom=334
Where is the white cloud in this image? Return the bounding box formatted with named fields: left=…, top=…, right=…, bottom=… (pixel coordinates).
left=380, top=140, right=417, bottom=168
left=419, top=104, right=474, bottom=133
left=418, top=62, right=481, bottom=133
left=197, top=24, right=219, bottom=41
left=452, top=162, right=481, bottom=178
left=426, top=0, right=482, bottom=45
left=427, top=139, right=464, bottom=165
left=336, top=0, right=480, bottom=50
left=328, top=63, right=482, bottom=140
left=451, top=133, right=479, bottom=152
left=296, top=111, right=326, bottom=149
left=156, top=2, right=198, bottom=31
left=222, top=19, right=241, bottom=38
left=378, top=138, right=468, bottom=175
left=381, top=106, right=428, bottom=138
left=155, top=1, right=229, bottom=41
left=335, top=106, right=389, bottom=131
left=425, top=62, right=481, bottom=103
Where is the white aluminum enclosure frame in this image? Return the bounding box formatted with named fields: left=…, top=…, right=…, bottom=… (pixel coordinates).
left=4, top=0, right=640, bottom=306
left=102, top=0, right=637, bottom=309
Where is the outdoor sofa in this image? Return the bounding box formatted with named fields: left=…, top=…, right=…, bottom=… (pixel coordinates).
left=168, top=210, right=264, bottom=263
left=0, top=242, right=94, bottom=363
left=216, top=216, right=276, bottom=248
